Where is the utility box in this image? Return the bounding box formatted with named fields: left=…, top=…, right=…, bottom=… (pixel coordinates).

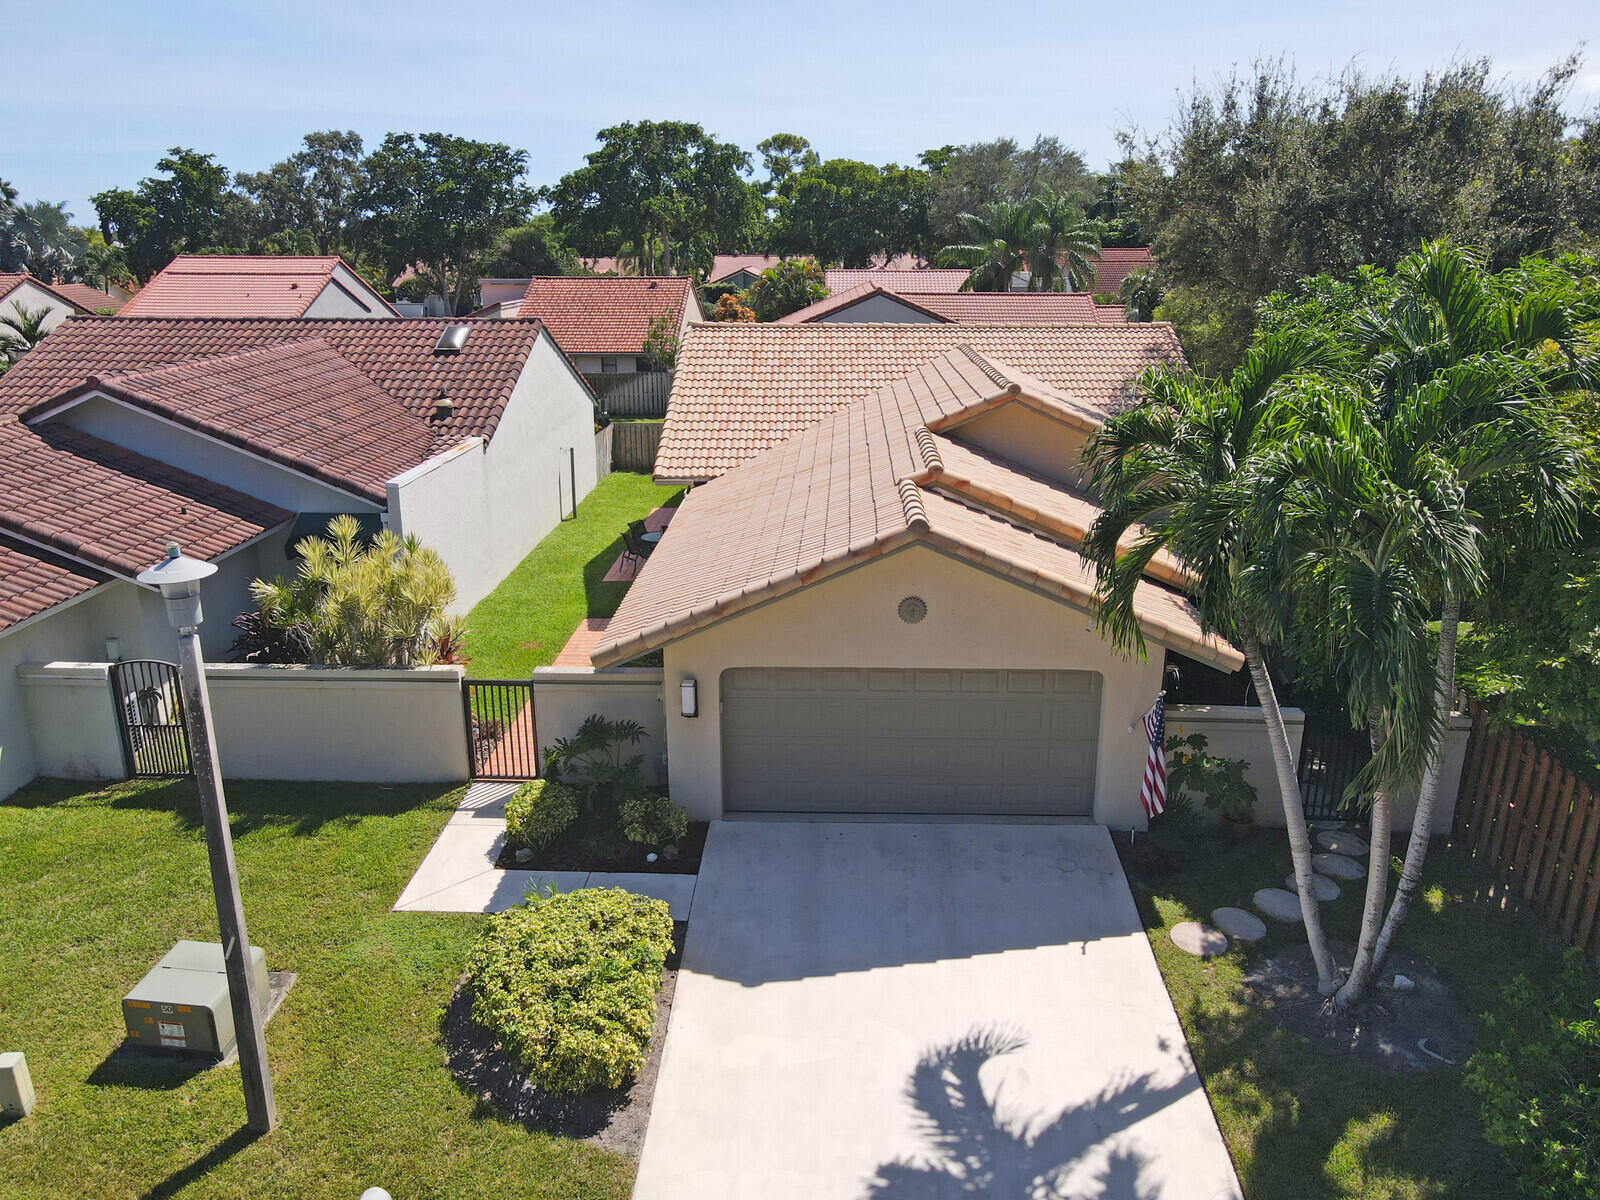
left=122, top=940, right=268, bottom=1058
left=0, top=1052, right=34, bottom=1117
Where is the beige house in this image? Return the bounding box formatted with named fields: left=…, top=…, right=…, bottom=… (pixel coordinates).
left=595, top=337, right=1238, bottom=827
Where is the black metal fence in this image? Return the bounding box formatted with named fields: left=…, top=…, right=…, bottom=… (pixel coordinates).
left=463, top=679, right=539, bottom=779
left=1296, top=713, right=1372, bottom=820
left=110, top=660, right=193, bottom=777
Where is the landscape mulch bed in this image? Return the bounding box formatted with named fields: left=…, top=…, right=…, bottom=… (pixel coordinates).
left=443, top=922, right=686, bottom=1157
left=1243, top=940, right=1475, bottom=1072
left=494, top=820, right=708, bottom=874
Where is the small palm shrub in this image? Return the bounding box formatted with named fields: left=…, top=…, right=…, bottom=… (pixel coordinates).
left=543, top=714, right=647, bottom=816
left=504, top=779, right=581, bottom=852
left=467, top=888, right=674, bottom=1095
left=619, top=793, right=688, bottom=847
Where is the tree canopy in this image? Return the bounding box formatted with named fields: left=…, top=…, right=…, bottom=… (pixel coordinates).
left=768, top=158, right=930, bottom=268
left=920, top=137, right=1091, bottom=254
left=92, top=148, right=250, bottom=281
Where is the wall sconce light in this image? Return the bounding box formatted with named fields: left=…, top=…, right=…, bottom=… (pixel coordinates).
left=680, top=678, right=698, bottom=718
left=104, top=636, right=122, bottom=663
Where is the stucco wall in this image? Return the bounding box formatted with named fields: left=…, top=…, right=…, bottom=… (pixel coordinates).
left=573, top=354, right=642, bottom=374
left=953, top=405, right=1090, bottom=486
left=14, top=661, right=469, bottom=785
left=387, top=332, right=598, bottom=610
left=3, top=282, right=78, bottom=336
left=813, top=293, right=945, bottom=324
left=54, top=394, right=379, bottom=515
left=660, top=544, right=1168, bottom=826
left=532, top=667, right=666, bottom=786
left=302, top=264, right=392, bottom=317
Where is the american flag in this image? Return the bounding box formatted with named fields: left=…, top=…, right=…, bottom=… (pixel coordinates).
left=1139, top=692, right=1167, bottom=820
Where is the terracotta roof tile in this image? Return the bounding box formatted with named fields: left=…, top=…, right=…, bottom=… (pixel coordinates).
left=47, top=282, right=124, bottom=313
left=1086, top=247, right=1154, bottom=296
left=596, top=347, right=1238, bottom=670
left=517, top=276, right=693, bottom=356
left=0, top=273, right=98, bottom=314
left=0, top=536, right=108, bottom=630
left=657, top=321, right=1185, bottom=481
left=778, top=283, right=1124, bottom=325
left=823, top=268, right=971, bottom=293
left=119, top=255, right=397, bottom=317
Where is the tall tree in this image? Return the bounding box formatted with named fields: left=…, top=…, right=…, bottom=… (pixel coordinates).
left=361, top=133, right=532, bottom=315
left=0, top=196, right=89, bottom=279
left=1122, top=54, right=1600, bottom=371
left=237, top=130, right=368, bottom=257
left=768, top=159, right=930, bottom=267
left=547, top=121, right=756, bottom=276
left=92, top=148, right=249, bottom=281
left=938, top=200, right=1033, bottom=292
left=1084, top=332, right=1342, bottom=994
left=474, top=215, right=579, bottom=279
left=1026, top=187, right=1106, bottom=292
left=920, top=136, right=1091, bottom=254
left=757, top=133, right=819, bottom=190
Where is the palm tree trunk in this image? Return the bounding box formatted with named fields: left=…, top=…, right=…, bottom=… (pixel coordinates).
left=1244, top=637, right=1340, bottom=994
left=1370, top=590, right=1460, bottom=976
left=1337, top=713, right=1392, bottom=1007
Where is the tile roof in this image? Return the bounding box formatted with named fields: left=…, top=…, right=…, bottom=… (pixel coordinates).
left=118, top=255, right=398, bottom=317
left=656, top=320, right=1185, bottom=481
left=823, top=268, right=972, bottom=293
left=1087, top=247, right=1154, bottom=297
left=777, top=282, right=1125, bottom=325
left=517, top=276, right=693, bottom=356
left=706, top=254, right=784, bottom=282
left=0, top=535, right=108, bottom=631
left=0, top=421, right=289, bottom=580
left=48, top=281, right=124, bottom=313
left=0, top=272, right=99, bottom=314
left=596, top=347, right=1238, bottom=670
left=56, top=339, right=437, bottom=504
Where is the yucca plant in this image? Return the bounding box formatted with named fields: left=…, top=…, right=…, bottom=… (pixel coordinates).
left=248, top=515, right=465, bottom=668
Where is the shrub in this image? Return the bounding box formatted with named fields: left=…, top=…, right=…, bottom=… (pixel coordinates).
left=707, top=292, right=756, bottom=322
left=619, top=793, right=688, bottom=847
left=743, top=258, right=827, bottom=321
left=467, top=888, right=674, bottom=1095
left=543, top=714, right=647, bottom=813
left=1465, top=949, right=1600, bottom=1199
left=1165, top=732, right=1258, bottom=823
left=503, top=779, right=580, bottom=851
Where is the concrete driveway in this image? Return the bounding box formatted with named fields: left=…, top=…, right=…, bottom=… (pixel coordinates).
left=633, top=821, right=1241, bottom=1200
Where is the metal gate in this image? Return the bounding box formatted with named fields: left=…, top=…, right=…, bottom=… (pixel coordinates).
left=1296, top=713, right=1372, bottom=820
left=110, top=660, right=193, bottom=777
left=463, top=679, right=539, bottom=779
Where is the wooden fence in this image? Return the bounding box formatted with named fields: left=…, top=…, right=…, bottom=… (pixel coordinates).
left=611, top=420, right=663, bottom=473
left=1452, top=701, right=1600, bottom=953
left=586, top=371, right=672, bottom=418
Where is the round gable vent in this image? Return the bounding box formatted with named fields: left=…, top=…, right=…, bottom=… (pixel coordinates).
left=897, top=595, right=928, bottom=624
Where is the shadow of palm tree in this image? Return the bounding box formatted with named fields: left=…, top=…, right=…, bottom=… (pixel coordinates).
left=864, top=1026, right=1197, bottom=1199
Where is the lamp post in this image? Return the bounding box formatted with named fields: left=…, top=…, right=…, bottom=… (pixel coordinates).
left=138, top=543, right=276, bottom=1133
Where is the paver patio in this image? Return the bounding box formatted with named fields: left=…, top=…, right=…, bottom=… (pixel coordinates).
left=635, top=821, right=1241, bottom=1200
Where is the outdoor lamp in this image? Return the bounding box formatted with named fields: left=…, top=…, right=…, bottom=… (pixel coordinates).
left=137, top=543, right=218, bottom=633
left=680, top=677, right=698, bottom=718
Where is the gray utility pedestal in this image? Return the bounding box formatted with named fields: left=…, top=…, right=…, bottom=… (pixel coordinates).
left=123, top=940, right=268, bottom=1058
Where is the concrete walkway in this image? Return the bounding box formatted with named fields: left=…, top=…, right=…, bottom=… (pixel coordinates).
left=634, top=821, right=1241, bottom=1200
left=391, top=781, right=695, bottom=918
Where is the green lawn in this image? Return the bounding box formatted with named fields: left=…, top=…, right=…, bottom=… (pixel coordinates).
left=0, top=777, right=633, bottom=1200
left=464, top=471, right=682, bottom=680
left=1132, top=821, right=1578, bottom=1199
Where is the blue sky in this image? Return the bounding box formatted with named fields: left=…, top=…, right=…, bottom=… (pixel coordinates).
left=9, top=1, right=1598, bottom=225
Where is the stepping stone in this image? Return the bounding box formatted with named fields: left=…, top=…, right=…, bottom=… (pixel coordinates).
left=1252, top=887, right=1305, bottom=922
left=1312, top=852, right=1365, bottom=880
left=1284, top=872, right=1341, bottom=901
left=1170, top=921, right=1229, bottom=957
left=1317, top=829, right=1369, bottom=856
left=1211, top=906, right=1267, bottom=941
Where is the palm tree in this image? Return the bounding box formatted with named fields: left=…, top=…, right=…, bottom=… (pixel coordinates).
left=0, top=303, right=53, bottom=365
left=1026, top=187, right=1105, bottom=294
left=939, top=200, right=1033, bottom=292
left=1083, top=331, right=1341, bottom=995
left=1349, top=243, right=1588, bottom=988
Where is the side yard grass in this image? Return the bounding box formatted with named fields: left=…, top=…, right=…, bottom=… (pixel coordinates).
left=0, top=777, right=634, bottom=1200
left=464, top=471, right=682, bottom=680
left=1131, top=823, right=1581, bottom=1199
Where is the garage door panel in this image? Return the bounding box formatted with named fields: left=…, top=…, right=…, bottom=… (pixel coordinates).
left=722, top=668, right=1101, bottom=816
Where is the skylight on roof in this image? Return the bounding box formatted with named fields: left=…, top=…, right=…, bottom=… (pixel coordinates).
left=433, top=324, right=470, bottom=354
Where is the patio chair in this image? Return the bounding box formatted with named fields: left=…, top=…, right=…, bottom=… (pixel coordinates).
left=621, top=522, right=654, bottom=570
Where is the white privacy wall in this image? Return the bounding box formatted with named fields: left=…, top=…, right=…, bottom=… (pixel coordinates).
left=387, top=333, right=598, bottom=610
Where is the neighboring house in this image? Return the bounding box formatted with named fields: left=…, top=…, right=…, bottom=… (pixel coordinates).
left=1083, top=247, right=1154, bottom=297
left=0, top=273, right=102, bottom=342
left=47, top=281, right=125, bottom=313
left=0, top=315, right=600, bottom=798
left=777, top=282, right=1126, bottom=325
left=476, top=277, right=535, bottom=310
left=119, top=255, right=400, bottom=318
left=509, top=276, right=700, bottom=375
left=596, top=342, right=1235, bottom=826
left=655, top=320, right=1184, bottom=483
left=823, top=268, right=973, bottom=294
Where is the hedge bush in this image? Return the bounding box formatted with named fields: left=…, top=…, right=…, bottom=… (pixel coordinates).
left=619, top=793, right=689, bottom=847
left=467, top=887, right=674, bottom=1095
left=1465, top=948, right=1600, bottom=1198
left=503, top=779, right=580, bottom=851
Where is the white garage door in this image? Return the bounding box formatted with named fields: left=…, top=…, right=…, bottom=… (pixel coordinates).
left=721, top=668, right=1102, bottom=815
